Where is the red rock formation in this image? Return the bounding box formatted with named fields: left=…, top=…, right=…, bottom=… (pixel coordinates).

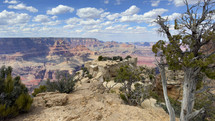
left=120, top=43, right=135, bottom=48
left=70, top=45, right=97, bottom=56
left=49, top=40, right=73, bottom=56
left=49, top=40, right=97, bottom=57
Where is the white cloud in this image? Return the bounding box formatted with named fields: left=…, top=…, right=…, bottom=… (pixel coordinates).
left=3, top=0, right=18, bottom=4
left=0, top=10, right=30, bottom=25
left=75, top=30, right=82, bottom=33
left=80, top=19, right=101, bottom=25
left=105, top=24, right=128, bottom=30
left=151, top=0, right=160, bottom=7
left=165, top=12, right=181, bottom=20
left=47, top=5, right=74, bottom=15
left=42, top=20, right=61, bottom=26
left=106, top=13, right=120, bottom=20
left=51, top=16, right=58, bottom=20
left=120, top=14, right=145, bottom=23
left=33, top=15, right=50, bottom=23
left=122, top=5, right=140, bottom=16
left=173, top=0, right=201, bottom=7
left=101, top=21, right=113, bottom=26
left=66, top=17, right=81, bottom=24
left=143, top=8, right=168, bottom=18
left=88, top=29, right=99, bottom=33
left=63, top=25, right=75, bottom=29
left=120, top=8, right=168, bottom=23
left=101, top=12, right=110, bottom=18
left=8, top=3, right=38, bottom=12
left=77, top=7, right=104, bottom=19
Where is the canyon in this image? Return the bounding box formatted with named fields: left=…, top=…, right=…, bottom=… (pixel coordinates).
left=0, top=38, right=155, bottom=92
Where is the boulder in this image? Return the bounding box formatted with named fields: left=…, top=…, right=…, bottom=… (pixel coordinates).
left=33, top=92, right=68, bottom=108
left=141, top=98, right=157, bottom=108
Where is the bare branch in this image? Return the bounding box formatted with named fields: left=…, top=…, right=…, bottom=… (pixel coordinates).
left=187, top=108, right=205, bottom=120
left=155, top=16, right=173, bottom=40
left=196, top=85, right=214, bottom=94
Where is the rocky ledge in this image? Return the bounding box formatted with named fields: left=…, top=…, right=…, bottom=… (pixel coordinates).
left=10, top=80, right=175, bottom=121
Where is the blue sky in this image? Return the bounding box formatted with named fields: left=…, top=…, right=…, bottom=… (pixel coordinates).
left=0, top=0, right=200, bottom=42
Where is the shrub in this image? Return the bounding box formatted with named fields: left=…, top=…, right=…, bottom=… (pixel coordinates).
left=160, top=97, right=181, bottom=117
left=114, top=65, right=143, bottom=105
left=0, top=66, right=33, bottom=120
left=102, top=57, right=112, bottom=61
left=81, top=67, right=89, bottom=74
left=192, top=91, right=215, bottom=121
left=98, top=56, right=123, bottom=61
left=46, top=71, right=76, bottom=93
left=98, top=56, right=103, bottom=61
left=112, top=56, right=123, bottom=61
left=32, top=85, right=47, bottom=97
left=87, top=74, right=93, bottom=79
left=125, top=55, right=132, bottom=60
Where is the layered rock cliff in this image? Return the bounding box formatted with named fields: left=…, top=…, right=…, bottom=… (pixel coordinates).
left=0, top=37, right=156, bottom=91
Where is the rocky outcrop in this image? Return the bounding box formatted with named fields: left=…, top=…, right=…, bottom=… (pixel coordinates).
left=84, top=58, right=137, bottom=81
left=155, top=68, right=184, bottom=99
left=10, top=79, right=176, bottom=121
left=33, top=92, right=68, bottom=107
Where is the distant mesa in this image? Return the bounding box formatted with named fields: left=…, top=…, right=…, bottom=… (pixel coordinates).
left=143, top=42, right=150, bottom=46
left=133, top=42, right=151, bottom=46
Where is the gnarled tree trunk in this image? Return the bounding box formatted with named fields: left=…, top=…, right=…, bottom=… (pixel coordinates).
left=160, top=66, right=176, bottom=121
left=157, top=56, right=175, bottom=121
left=180, top=68, right=197, bottom=121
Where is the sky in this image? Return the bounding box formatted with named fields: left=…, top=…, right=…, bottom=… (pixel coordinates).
left=0, top=0, right=202, bottom=42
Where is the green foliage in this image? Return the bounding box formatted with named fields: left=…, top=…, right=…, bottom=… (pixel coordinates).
left=125, top=55, right=132, bottom=60
left=112, top=56, right=123, bottom=61
left=102, top=57, right=112, bottom=61
left=98, top=56, right=103, bottom=61
left=119, top=93, right=128, bottom=103
left=161, top=97, right=181, bottom=117
left=81, top=67, right=89, bottom=74
left=130, top=83, right=151, bottom=106
left=149, top=90, right=181, bottom=118
left=0, top=66, right=33, bottom=120
left=87, top=74, right=93, bottom=79
left=191, top=91, right=215, bottom=121
left=174, top=19, right=179, bottom=30
left=15, top=94, right=33, bottom=112
left=115, top=65, right=145, bottom=105
left=98, top=55, right=123, bottom=61
left=46, top=71, right=76, bottom=93
left=32, top=85, right=47, bottom=97
left=152, top=28, right=215, bottom=79
left=149, top=90, right=163, bottom=103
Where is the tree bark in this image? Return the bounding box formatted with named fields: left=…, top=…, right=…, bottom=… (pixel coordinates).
left=180, top=68, right=197, bottom=121
left=159, top=65, right=176, bottom=121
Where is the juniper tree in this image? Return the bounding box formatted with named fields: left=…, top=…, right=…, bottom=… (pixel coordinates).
left=0, top=66, right=33, bottom=120
left=152, top=0, right=215, bottom=121
left=114, top=65, right=142, bottom=105
left=46, top=71, right=76, bottom=93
